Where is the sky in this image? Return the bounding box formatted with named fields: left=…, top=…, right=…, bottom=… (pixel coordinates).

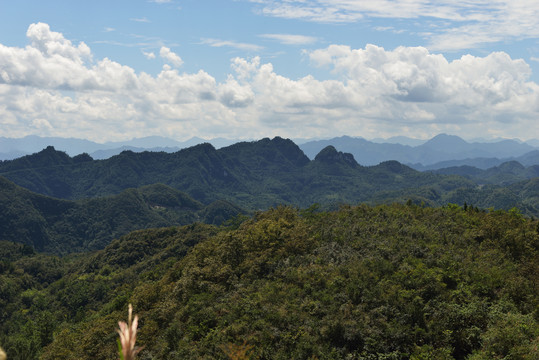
left=1, top=0, right=539, bottom=143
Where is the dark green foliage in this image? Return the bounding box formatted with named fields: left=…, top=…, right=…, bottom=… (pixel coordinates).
left=0, top=177, right=242, bottom=254
left=1, top=205, right=537, bottom=359
left=202, top=199, right=243, bottom=225
left=0, top=222, right=218, bottom=360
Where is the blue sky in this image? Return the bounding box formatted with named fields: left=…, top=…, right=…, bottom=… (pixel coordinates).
left=1, top=0, right=539, bottom=142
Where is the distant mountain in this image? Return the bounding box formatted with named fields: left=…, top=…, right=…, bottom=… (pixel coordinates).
left=516, top=150, right=539, bottom=166
left=112, top=135, right=184, bottom=148
left=2, top=134, right=538, bottom=164
left=526, top=139, right=539, bottom=147
left=300, top=136, right=414, bottom=166
left=299, top=134, right=537, bottom=166
left=371, top=136, right=427, bottom=147
left=431, top=161, right=539, bottom=186
left=0, top=150, right=28, bottom=161
left=411, top=150, right=539, bottom=171
left=410, top=157, right=504, bottom=171
left=0, top=135, right=240, bottom=160
left=89, top=146, right=182, bottom=160
left=0, top=135, right=102, bottom=156
left=421, top=134, right=472, bottom=154
left=0, top=176, right=242, bottom=254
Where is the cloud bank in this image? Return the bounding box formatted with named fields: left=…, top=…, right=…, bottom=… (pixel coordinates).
left=0, top=23, right=538, bottom=141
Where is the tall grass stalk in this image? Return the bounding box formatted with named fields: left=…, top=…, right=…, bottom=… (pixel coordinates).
left=117, top=304, right=142, bottom=360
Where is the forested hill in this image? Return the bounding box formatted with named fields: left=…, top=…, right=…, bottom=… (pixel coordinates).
left=0, top=177, right=241, bottom=254
left=2, top=137, right=537, bottom=215
left=1, top=205, right=537, bottom=359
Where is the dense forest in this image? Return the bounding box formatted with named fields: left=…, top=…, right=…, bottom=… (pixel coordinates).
left=0, top=176, right=241, bottom=254
left=1, top=204, right=538, bottom=359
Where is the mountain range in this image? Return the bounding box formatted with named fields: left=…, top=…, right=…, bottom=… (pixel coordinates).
left=0, top=135, right=237, bottom=160
left=0, top=139, right=471, bottom=208
left=410, top=150, right=539, bottom=171
left=299, top=134, right=539, bottom=166
left=1, top=134, right=538, bottom=166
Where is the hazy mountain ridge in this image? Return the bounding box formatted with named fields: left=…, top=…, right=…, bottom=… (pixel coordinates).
left=411, top=149, right=539, bottom=170
left=431, top=161, right=539, bottom=185
left=2, top=134, right=538, bottom=166
left=0, top=135, right=238, bottom=160
left=299, top=134, right=539, bottom=166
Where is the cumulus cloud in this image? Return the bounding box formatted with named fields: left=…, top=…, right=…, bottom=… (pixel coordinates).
left=218, top=76, right=255, bottom=108
left=159, top=46, right=183, bottom=67
left=308, top=44, right=533, bottom=106
left=27, top=22, right=91, bottom=62
left=306, top=44, right=539, bottom=138
left=0, top=23, right=538, bottom=141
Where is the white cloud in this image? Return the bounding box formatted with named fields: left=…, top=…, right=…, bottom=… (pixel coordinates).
left=250, top=0, right=462, bottom=23
left=31, top=118, right=53, bottom=130
left=0, top=23, right=538, bottom=141
left=308, top=44, right=534, bottom=107
left=143, top=50, right=156, bottom=59
left=27, top=22, right=92, bottom=63
left=159, top=46, right=183, bottom=67
left=218, top=76, right=255, bottom=108
left=200, top=38, right=263, bottom=52
left=374, top=26, right=406, bottom=34
left=259, top=33, right=318, bottom=45
left=130, top=17, right=151, bottom=23
left=249, top=1, right=539, bottom=51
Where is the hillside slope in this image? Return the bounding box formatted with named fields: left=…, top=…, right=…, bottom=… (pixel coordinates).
left=1, top=205, right=537, bottom=359
left=0, top=177, right=241, bottom=254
